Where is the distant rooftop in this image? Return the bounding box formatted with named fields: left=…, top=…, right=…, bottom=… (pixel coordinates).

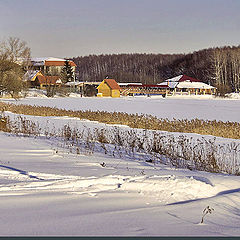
left=158, top=74, right=215, bottom=89
left=32, top=57, right=66, bottom=62
left=31, top=57, right=76, bottom=67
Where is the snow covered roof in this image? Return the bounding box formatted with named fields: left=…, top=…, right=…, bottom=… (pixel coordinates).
left=158, top=81, right=178, bottom=88
left=118, top=83, right=142, bottom=86
left=165, top=75, right=183, bottom=82
left=31, top=57, right=76, bottom=67
left=157, top=75, right=184, bottom=88
left=177, top=81, right=215, bottom=89
left=157, top=75, right=214, bottom=89
left=65, top=81, right=82, bottom=86
left=31, top=57, right=66, bottom=63
left=23, top=70, right=41, bottom=81
left=159, top=75, right=202, bottom=84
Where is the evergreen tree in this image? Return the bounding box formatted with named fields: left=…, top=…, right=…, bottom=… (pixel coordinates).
left=60, top=60, right=74, bottom=83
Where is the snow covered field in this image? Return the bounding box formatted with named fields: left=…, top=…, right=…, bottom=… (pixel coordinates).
left=0, top=132, right=240, bottom=236
left=0, top=96, right=240, bottom=236
left=3, top=95, right=240, bottom=122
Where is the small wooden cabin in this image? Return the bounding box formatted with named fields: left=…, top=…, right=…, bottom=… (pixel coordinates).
left=97, top=79, right=120, bottom=97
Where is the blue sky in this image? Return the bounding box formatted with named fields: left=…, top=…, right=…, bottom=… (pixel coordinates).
left=0, top=0, right=239, bottom=57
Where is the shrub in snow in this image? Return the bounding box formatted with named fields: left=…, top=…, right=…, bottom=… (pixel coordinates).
left=201, top=206, right=214, bottom=224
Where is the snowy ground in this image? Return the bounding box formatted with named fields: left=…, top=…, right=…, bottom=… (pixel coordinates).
left=0, top=95, right=240, bottom=236
left=2, top=95, right=240, bottom=122
left=0, top=132, right=240, bottom=236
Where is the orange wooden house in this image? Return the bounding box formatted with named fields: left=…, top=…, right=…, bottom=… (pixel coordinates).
left=23, top=70, right=62, bottom=88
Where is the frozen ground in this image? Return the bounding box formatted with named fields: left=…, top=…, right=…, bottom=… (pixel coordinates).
left=2, top=95, right=240, bottom=122
left=0, top=132, right=240, bottom=236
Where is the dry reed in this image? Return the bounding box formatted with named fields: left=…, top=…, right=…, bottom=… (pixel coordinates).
left=0, top=102, right=239, bottom=139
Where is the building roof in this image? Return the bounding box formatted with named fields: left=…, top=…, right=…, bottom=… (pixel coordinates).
left=177, top=81, right=215, bottom=89
left=103, top=79, right=120, bottom=90
left=159, top=74, right=201, bottom=84
left=164, top=75, right=183, bottom=83
left=36, top=75, right=62, bottom=85
left=158, top=81, right=178, bottom=88
left=157, top=74, right=209, bottom=89
left=45, top=60, right=76, bottom=67
left=118, top=82, right=142, bottom=86
left=23, top=70, right=41, bottom=81
left=178, top=75, right=201, bottom=83
left=31, top=57, right=76, bottom=67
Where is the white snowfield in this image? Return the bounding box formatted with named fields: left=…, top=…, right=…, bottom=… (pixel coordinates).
left=3, top=95, right=240, bottom=122
left=0, top=132, right=240, bottom=236
left=0, top=96, right=240, bottom=236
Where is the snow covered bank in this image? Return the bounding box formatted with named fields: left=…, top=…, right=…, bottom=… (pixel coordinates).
left=3, top=111, right=240, bottom=175
left=0, top=132, right=240, bottom=236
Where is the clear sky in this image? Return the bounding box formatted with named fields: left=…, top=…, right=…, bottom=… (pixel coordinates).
left=0, top=0, right=240, bottom=58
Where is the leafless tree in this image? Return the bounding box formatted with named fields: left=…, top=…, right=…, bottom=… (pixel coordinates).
left=0, top=37, right=31, bottom=98
left=0, top=37, right=31, bottom=67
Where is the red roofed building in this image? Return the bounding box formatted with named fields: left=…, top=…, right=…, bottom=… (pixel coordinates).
left=35, top=75, right=62, bottom=88
left=24, top=57, right=76, bottom=89
left=158, top=75, right=216, bottom=95
left=31, top=57, right=76, bottom=79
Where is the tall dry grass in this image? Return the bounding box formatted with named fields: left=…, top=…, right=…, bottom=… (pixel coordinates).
left=0, top=114, right=239, bottom=175
left=0, top=102, right=240, bottom=139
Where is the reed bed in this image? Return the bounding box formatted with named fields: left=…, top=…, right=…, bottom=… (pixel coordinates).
left=0, top=102, right=240, bottom=139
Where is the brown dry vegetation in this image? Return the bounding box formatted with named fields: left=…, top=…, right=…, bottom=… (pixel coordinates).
left=0, top=115, right=239, bottom=175
left=0, top=102, right=240, bottom=139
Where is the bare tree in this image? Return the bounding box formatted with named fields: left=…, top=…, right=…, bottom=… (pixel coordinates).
left=230, top=48, right=240, bottom=92
left=0, top=37, right=31, bottom=98
left=0, top=37, right=31, bottom=67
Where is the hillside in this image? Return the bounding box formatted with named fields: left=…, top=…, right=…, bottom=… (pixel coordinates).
left=73, top=45, right=240, bottom=93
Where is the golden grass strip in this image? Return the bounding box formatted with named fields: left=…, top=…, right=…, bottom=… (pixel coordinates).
left=0, top=102, right=240, bottom=139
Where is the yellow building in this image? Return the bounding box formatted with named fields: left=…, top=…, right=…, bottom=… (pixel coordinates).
left=24, top=70, right=44, bottom=82
left=97, top=79, right=120, bottom=97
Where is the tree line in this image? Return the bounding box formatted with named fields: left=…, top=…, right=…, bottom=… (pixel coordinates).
left=73, top=45, right=240, bottom=94
left=1, top=36, right=240, bottom=97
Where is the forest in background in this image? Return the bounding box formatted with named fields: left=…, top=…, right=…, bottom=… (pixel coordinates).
left=73, top=45, right=240, bottom=94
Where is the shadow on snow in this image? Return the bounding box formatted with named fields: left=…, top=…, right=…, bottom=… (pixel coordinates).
left=0, top=164, right=44, bottom=180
